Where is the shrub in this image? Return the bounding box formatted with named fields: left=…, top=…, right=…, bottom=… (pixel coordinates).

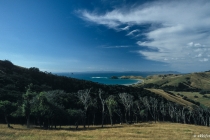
left=199, top=90, right=210, bottom=95
left=203, top=95, right=209, bottom=98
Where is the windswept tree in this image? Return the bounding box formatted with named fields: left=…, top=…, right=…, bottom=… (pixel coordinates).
left=149, top=97, right=158, bottom=122
left=119, top=93, right=133, bottom=123
left=115, top=108, right=123, bottom=124
left=168, top=102, right=175, bottom=122
left=77, top=88, right=91, bottom=128
left=106, top=95, right=117, bottom=126
left=31, top=91, right=52, bottom=128
left=45, top=90, right=68, bottom=128
left=204, top=108, right=210, bottom=127
left=186, top=106, right=192, bottom=124
left=207, top=108, right=210, bottom=127
left=67, top=109, right=83, bottom=129
left=34, top=90, right=68, bottom=129
left=22, top=83, right=36, bottom=128
left=136, top=98, right=148, bottom=122
left=140, top=96, right=158, bottom=122
left=99, top=89, right=106, bottom=127
left=0, top=100, right=16, bottom=128
left=181, top=107, right=187, bottom=124
left=159, top=100, right=167, bottom=121
left=90, top=98, right=98, bottom=126
left=133, top=100, right=140, bottom=123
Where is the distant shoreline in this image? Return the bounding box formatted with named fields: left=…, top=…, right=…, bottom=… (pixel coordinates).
left=122, top=79, right=142, bottom=86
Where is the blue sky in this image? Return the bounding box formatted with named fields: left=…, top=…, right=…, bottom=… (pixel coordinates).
left=0, top=0, right=210, bottom=73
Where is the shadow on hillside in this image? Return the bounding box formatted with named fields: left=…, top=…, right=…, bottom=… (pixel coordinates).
left=12, top=124, right=125, bottom=131
left=47, top=125, right=124, bottom=131
left=11, top=122, right=156, bottom=131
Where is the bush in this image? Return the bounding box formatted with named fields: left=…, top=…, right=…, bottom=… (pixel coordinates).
left=182, top=96, right=200, bottom=106
left=183, top=96, right=187, bottom=99
left=199, top=90, right=210, bottom=95
left=164, top=90, right=176, bottom=96
left=194, top=95, right=198, bottom=98
left=203, top=95, right=209, bottom=98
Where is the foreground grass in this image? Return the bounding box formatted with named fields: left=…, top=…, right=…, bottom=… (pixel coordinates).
left=0, top=122, right=210, bottom=140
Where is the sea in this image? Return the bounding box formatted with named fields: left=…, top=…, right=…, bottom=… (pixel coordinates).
left=55, top=71, right=179, bottom=85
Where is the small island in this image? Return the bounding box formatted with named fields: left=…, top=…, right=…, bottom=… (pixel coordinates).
left=110, top=76, right=119, bottom=79
left=120, top=75, right=143, bottom=79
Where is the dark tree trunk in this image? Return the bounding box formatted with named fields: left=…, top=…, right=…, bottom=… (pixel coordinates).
left=27, top=115, right=30, bottom=128
left=101, top=111, right=105, bottom=128
left=110, top=115, right=113, bottom=126
left=4, top=115, right=11, bottom=128
left=75, top=122, right=78, bottom=130
left=83, top=110, right=87, bottom=128
left=92, top=113, right=95, bottom=126
left=129, top=110, right=131, bottom=123
left=125, top=111, right=127, bottom=123
left=88, top=114, right=90, bottom=128
left=135, top=115, right=138, bottom=123
left=54, top=119, right=57, bottom=129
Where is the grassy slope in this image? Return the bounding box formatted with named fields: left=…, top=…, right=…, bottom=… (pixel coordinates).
left=0, top=123, right=209, bottom=140
left=190, top=72, right=210, bottom=90
left=137, top=72, right=210, bottom=90
left=171, top=91, right=210, bottom=107
left=146, top=89, right=195, bottom=107
left=132, top=72, right=210, bottom=107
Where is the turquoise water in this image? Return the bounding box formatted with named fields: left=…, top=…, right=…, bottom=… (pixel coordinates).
left=56, top=72, right=177, bottom=85
left=85, top=77, right=140, bottom=85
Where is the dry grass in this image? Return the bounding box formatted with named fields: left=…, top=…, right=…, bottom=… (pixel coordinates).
left=0, top=122, right=210, bottom=140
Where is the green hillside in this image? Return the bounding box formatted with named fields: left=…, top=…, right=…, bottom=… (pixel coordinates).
left=171, top=91, right=210, bottom=107
left=131, top=72, right=210, bottom=107
left=135, top=72, right=210, bottom=91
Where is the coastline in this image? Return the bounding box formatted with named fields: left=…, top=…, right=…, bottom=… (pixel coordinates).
left=122, top=79, right=142, bottom=86
left=58, top=73, right=146, bottom=85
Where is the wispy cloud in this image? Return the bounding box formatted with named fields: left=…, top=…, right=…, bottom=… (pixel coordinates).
left=200, top=58, right=209, bottom=62
left=79, top=0, right=210, bottom=71
left=99, top=45, right=129, bottom=49
left=121, top=26, right=130, bottom=31
left=127, top=29, right=140, bottom=36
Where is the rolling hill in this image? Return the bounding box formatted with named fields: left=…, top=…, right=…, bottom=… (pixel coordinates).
left=135, top=72, right=210, bottom=91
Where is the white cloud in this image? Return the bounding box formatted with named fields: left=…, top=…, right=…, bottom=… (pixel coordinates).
left=137, top=41, right=147, bottom=46
left=80, top=0, right=210, bottom=71
left=194, top=43, right=201, bottom=47
left=200, top=58, right=208, bottom=62
left=100, top=45, right=129, bottom=48
left=195, top=53, right=202, bottom=58
left=187, top=42, right=194, bottom=47
left=121, top=26, right=130, bottom=31
left=127, top=29, right=140, bottom=36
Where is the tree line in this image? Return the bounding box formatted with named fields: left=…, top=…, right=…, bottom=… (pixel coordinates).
left=1, top=84, right=210, bottom=129
left=0, top=60, right=210, bottom=129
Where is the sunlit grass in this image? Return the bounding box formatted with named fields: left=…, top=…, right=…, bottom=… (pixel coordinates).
left=0, top=122, right=209, bottom=140
left=171, top=91, right=210, bottom=107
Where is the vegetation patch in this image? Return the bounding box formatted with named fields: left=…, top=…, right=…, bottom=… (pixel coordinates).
left=0, top=60, right=210, bottom=137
